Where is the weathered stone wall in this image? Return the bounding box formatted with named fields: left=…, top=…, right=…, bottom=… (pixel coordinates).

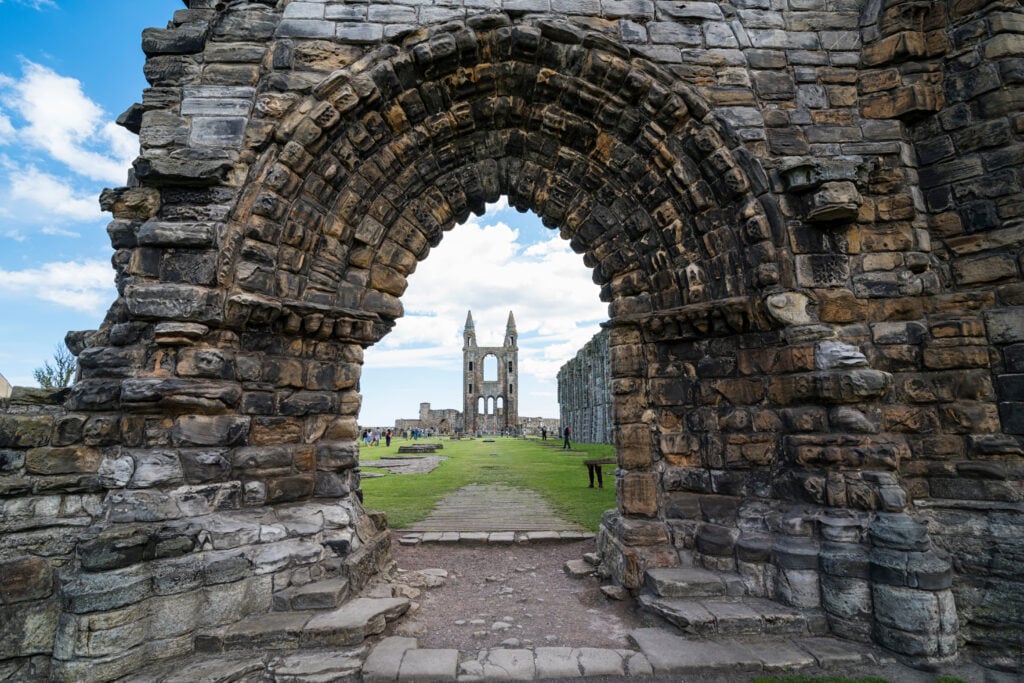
left=558, top=328, right=612, bottom=444
left=0, top=0, right=1020, bottom=677
left=394, top=401, right=462, bottom=434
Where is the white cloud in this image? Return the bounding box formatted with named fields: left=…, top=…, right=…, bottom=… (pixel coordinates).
left=365, top=210, right=607, bottom=388
left=0, top=1, right=59, bottom=8
left=0, top=111, right=14, bottom=143
left=0, top=259, right=115, bottom=315
left=0, top=61, right=133, bottom=184
left=41, top=225, right=80, bottom=237
left=8, top=164, right=101, bottom=221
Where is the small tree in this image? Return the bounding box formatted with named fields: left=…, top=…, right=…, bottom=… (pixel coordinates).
left=34, top=344, right=77, bottom=390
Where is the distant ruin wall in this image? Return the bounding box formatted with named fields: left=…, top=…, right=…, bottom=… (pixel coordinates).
left=557, top=329, right=612, bottom=445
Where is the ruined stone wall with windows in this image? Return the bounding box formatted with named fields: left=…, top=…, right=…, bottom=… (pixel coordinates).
left=0, top=0, right=1022, bottom=678
left=558, top=328, right=612, bottom=444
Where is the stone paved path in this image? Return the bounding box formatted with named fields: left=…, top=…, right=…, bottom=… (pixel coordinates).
left=404, top=483, right=587, bottom=534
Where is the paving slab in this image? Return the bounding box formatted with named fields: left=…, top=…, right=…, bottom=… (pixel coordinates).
left=480, top=648, right=536, bottom=680
left=534, top=647, right=582, bottom=678
left=795, top=636, right=877, bottom=667
left=701, top=599, right=764, bottom=635
left=398, top=648, right=459, bottom=681
left=577, top=647, right=625, bottom=677
left=405, top=484, right=586, bottom=534
left=301, top=597, right=410, bottom=648
left=273, top=648, right=364, bottom=682
left=747, top=596, right=808, bottom=634
left=742, top=640, right=817, bottom=671
left=363, top=636, right=418, bottom=682
left=488, top=532, right=515, bottom=543
left=623, top=651, right=654, bottom=677
left=638, top=595, right=716, bottom=635
left=628, top=628, right=764, bottom=674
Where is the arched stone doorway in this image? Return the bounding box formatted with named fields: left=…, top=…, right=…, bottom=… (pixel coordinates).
left=1, top=0, right=1022, bottom=678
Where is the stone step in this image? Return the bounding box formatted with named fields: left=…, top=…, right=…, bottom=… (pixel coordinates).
left=628, top=628, right=886, bottom=676
left=272, top=577, right=350, bottom=611
left=638, top=594, right=827, bottom=638
left=119, top=647, right=368, bottom=682
left=643, top=567, right=744, bottom=599
left=195, top=597, right=410, bottom=653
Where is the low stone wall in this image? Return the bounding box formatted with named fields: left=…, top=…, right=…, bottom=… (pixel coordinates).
left=0, top=387, right=392, bottom=682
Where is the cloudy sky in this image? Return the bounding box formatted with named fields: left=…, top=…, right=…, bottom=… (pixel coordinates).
left=0, top=1, right=608, bottom=425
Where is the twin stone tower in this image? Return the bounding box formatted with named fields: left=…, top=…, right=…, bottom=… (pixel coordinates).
left=462, top=310, right=518, bottom=435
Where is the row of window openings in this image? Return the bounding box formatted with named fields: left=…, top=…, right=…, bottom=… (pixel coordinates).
left=476, top=396, right=506, bottom=415
left=467, top=360, right=513, bottom=376
left=468, top=384, right=513, bottom=393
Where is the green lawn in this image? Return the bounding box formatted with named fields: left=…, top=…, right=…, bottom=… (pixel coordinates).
left=358, top=436, right=617, bottom=530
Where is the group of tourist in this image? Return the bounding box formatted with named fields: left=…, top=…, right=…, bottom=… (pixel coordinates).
left=360, top=428, right=393, bottom=447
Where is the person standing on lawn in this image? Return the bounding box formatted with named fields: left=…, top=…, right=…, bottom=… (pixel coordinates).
left=562, top=425, right=571, bottom=449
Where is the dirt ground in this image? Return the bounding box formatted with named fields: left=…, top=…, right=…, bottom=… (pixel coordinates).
left=379, top=535, right=1020, bottom=683
left=382, top=536, right=646, bottom=652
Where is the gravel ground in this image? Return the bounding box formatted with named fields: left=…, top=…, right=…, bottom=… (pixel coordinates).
left=381, top=537, right=646, bottom=652
left=377, top=534, right=1020, bottom=683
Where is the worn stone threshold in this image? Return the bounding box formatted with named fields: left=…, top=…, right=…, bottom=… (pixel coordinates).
left=397, top=530, right=596, bottom=545
left=122, top=629, right=897, bottom=682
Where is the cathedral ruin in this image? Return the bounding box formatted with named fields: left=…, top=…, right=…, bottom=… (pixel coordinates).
left=0, top=0, right=1023, bottom=679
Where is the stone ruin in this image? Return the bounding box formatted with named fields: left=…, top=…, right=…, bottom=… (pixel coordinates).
left=0, top=0, right=1023, bottom=679
left=462, top=310, right=519, bottom=435
left=558, top=328, right=613, bottom=444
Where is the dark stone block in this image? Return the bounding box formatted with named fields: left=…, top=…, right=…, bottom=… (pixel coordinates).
left=869, top=514, right=930, bottom=551
left=772, top=537, right=819, bottom=570
left=819, top=542, right=870, bottom=579
left=664, top=493, right=701, bottom=520
left=769, top=128, right=809, bottom=155
left=735, top=533, right=772, bottom=563
left=869, top=547, right=909, bottom=587
left=179, top=449, right=231, bottom=483
left=160, top=251, right=218, bottom=285
left=316, top=442, right=358, bottom=471
left=142, top=26, right=208, bottom=56
left=695, top=523, right=737, bottom=557
left=280, top=391, right=336, bottom=416
left=906, top=551, right=953, bottom=590
left=959, top=199, right=1000, bottom=233
left=266, top=474, right=315, bottom=503
left=241, top=391, right=276, bottom=415
left=699, top=495, right=739, bottom=525
left=0, top=557, right=53, bottom=603
left=0, top=449, right=24, bottom=472
left=78, top=529, right=150, bottom=572
left=203, top=554, right=251, bottom=585
left=0, top=415, right=54, bottom=449
left=315, top=471, right=350, bottom=497
left=996, top=374, right=1024, bottom=402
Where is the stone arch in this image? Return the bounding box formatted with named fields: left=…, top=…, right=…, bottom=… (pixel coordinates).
left=2, top=0, right=1022, bottom=678
left=206, top=18, right=780, bottom=345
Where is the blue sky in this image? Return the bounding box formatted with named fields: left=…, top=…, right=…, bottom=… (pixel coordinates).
left=0, top=1, right=608, bottom=425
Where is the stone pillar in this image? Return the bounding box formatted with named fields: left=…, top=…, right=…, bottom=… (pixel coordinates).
left=868, top=513, right=958, bottom=667
left=819, top=514, right=874, bottom=643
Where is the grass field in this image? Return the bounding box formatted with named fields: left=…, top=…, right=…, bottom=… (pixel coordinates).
left=358, top=436, right=617, bottom=530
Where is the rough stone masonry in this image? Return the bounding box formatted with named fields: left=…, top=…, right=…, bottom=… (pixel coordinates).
left=0, top=0, right=1022, bottom=679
